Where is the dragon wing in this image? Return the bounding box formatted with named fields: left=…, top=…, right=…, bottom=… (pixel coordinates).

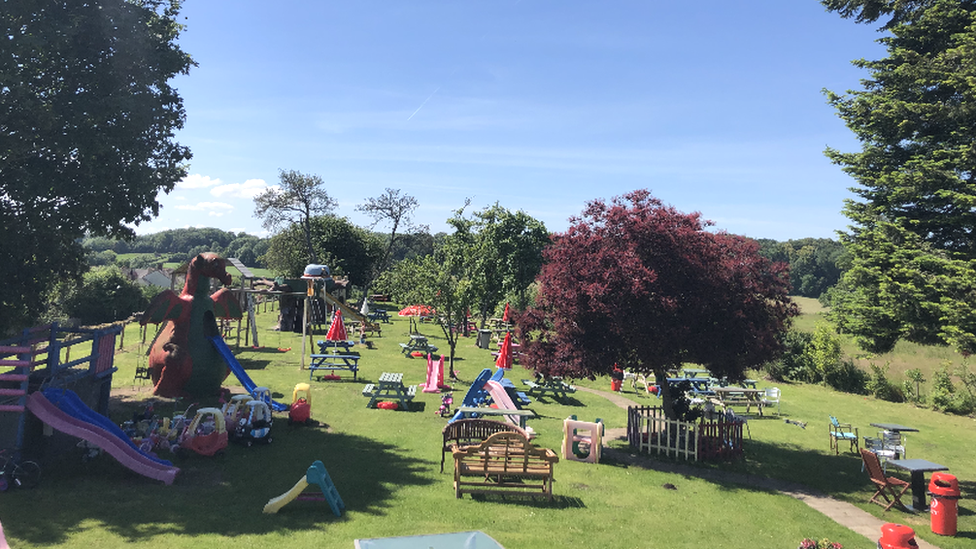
left=140, top=290, right=186, bottom=325
left=211, top=288, right=244, bottom=319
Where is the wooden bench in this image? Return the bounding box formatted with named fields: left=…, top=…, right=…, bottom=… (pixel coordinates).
left=440, top=419, right=529, bottom=473
left=309, top=354, right=360, bottom=380
left=452, top=431, right=558, bottom=500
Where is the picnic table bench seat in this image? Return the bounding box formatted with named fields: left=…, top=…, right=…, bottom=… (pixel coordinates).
left=452, top=431, right=558, bottom=500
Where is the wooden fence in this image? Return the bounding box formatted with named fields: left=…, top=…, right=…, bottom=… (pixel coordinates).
left=627, top=405, right=743, bottom=461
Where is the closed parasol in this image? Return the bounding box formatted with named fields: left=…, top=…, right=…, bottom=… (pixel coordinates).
left=495, top=331, right=514, bottom=370
left=325, top=309, right=347, bottom=341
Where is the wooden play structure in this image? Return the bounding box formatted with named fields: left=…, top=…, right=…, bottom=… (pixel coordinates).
left=1, top=322, right=122, bottom=454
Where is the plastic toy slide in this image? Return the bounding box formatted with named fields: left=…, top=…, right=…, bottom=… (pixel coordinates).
left=263, top=460, right=344, bottom=516
left=209, top=335, right=288, bottom=412
left=484, top=380, right=527, bottom=428
left=448, top=368, right=493, bottom=423
left=26, top=390, right=179, bottom=485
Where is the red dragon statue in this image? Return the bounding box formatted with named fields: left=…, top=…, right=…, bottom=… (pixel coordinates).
left=140, top=253, right=242, bottom=397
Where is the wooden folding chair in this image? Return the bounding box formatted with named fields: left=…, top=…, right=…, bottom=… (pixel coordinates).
left=860, top=448, right=910, bottom=511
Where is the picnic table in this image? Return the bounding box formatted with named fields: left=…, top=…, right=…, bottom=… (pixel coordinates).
left=521, top=376, right=576, bottom=400
left=317, top=339, right=355, bottom=354
left=681, top=368, right=710, bottom=378
left=887, top=458, right=949, bottom=512
left=309, top=353, right=360, bottom=380
left=399, top=334, right=438, bottom=355
left=362, top=372, right=416, bottom=410
left=711, top=387, right=765, bottom=416
left=367, top=310, right=391, bottom=323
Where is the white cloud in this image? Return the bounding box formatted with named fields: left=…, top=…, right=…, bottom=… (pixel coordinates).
left=211, top=179, right=269, bottom=199
left=177, top=174, right=222, bottom=189
left=175, top=202, right=234, bottom=212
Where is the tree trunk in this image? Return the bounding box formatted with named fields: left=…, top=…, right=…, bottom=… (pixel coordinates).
left=654, top=367, right=677, bottom=420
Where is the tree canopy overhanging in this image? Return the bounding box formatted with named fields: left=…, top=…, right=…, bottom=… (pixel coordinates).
left=822, top=0, right=976, bottom=354
left=0, top=0, right=194, bottom=334
left=517, top=190, right=798, bottom=419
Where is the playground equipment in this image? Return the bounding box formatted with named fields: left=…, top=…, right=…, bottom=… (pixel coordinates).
left=26, top=389, right=179, bottom=484
left=178, top=407, right=228, bottom=457
left=209, top=335, right=288, bottom=412
left=263, top=460, right=344, bottom=516
left=562, top=415, right=604, bottom=463
left=420, top=353, right=451, bottom=393
left=289, top=383, right=313, bottom=426
left=140, top=253, right=243, bottom=398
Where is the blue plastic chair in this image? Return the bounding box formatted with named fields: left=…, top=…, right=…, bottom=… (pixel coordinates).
left=829, top=416, right=859, bottom=455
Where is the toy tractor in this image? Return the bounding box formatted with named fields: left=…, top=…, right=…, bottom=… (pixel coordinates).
left=289, top=383, right=313, bottom=426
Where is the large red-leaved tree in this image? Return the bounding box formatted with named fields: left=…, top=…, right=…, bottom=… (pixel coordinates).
left=517, top=190, right=798, bottom=419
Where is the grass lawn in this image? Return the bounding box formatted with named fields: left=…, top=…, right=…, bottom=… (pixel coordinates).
left=1, top=300, right=973, bottom=548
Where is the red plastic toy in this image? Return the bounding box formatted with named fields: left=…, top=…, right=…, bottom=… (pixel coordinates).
left=289, top=383, right=313, bottom=426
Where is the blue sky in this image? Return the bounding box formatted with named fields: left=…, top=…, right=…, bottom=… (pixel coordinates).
left=136, top=0, right=888, bottom=241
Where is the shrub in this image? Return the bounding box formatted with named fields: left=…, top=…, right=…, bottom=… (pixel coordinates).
left=930, top=364, right=957, bottom=412
left=903, top=368, right=925, bottom=405
left=763, top=330, right=814, bottom=381
left=824, top=359, right=869, bottom=395
left=866, top=363, right=904, bottom=402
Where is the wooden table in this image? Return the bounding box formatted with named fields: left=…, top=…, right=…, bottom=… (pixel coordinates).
left=712, top=387, right=765, bottom=416
left=362, top=372, right=416, bottom=410
left=521, top=377, right=576, bottom=400
left=887, top=458, right=948, bottom=511
left=457, top=406, right=535, bottom=429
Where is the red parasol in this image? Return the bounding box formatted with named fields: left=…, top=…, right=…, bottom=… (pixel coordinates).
left=398, top=304, right=434, bottom=317
left=495, top=332, right=514, bottom=370
left=325, top=309, right=347, bottom=341
left=502, top=302, right=510, bottom=323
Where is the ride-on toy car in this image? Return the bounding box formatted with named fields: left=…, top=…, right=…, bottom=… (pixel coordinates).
left=289, top=383, right=312, bottom=426
left=178, top=407, right=228, bottom=457
left=233, top=399, right=273, bottom=446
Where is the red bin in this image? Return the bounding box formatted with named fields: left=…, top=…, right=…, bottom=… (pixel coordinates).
left=928, top=472, right=960, bottom=536
left=877, top=523, right=918, bottom=549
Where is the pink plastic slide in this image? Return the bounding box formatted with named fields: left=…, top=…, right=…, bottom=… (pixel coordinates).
left=484, top=380, right=526, bottom=428
left=420, top=354, right=450, bottom=393
left=26, top=392, right=179, bottom=485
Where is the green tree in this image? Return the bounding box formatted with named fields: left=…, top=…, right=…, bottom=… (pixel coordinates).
left=375, top=241, right=473, bottom=378
left=253, top=170, right=336, bottom=264
left=823, top=1, right=976, bottom=353
left=0, top=0, right=194, bottom=335
left=48, top=267, right=148, bottom=326
left=449, top=204, right=549, bottom=326
left=261, top=215, right=383, bottom=282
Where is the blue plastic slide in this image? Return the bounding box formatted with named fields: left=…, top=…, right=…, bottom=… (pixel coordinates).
left=208, top=335, right=288, bottom=412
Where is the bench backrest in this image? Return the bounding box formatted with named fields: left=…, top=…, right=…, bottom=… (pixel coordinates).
left=456, top=431, right=558, bottom=472
left=443, top=418, right=527, bottom=448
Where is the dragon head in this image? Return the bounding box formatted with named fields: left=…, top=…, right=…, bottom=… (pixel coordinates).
left=190, top=253, right=233, bottom=286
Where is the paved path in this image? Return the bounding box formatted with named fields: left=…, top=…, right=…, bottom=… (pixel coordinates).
left=576, top=386, right=940, bottom=549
